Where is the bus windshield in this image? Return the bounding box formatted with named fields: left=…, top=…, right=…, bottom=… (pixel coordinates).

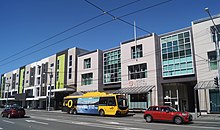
left=117, top=95, right=128, bottom=110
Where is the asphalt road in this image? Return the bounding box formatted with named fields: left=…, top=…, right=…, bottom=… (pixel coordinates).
left=0, top=109, right=220, bottom=130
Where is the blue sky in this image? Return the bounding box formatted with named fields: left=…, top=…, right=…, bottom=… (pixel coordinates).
left=0, top=0, right=219, bottom=74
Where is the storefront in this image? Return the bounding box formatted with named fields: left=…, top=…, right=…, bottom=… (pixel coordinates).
left=113, top=85, right=155, bottom=110
left=194, top=80, right=220, bottom=114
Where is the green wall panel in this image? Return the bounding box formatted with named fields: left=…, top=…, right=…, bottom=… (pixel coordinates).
left=19, top=68, right=25, bottom=94
left=56, top=54, right=65, bottom=89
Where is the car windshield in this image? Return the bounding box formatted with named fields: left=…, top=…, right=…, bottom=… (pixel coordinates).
left=169, top=107, right=177, bottom=112
left=6, top=104, right=22, bottom=109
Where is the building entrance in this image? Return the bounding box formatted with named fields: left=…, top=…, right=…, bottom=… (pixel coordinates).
left=163, top=82, right=195, bottom=112
left=209, top=89, right=220, bottom=113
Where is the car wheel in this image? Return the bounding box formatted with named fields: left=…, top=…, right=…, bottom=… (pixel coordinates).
left=99, top=110, right=105, bottom=117
left=1, top=113, right=4, bottom=118
left=7, top=114, right=11, bottom=118
left=174, top=116, right=183, bottom=124
left=145, top=115, right=153, bottom=123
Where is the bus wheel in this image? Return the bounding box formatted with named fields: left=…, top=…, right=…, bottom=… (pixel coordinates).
left=73, top=109, right=77, bottom=115
left=99, top=110, right=105, bottom=117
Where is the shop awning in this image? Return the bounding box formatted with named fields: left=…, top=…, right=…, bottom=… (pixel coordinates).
left=194, top=80, right=219, bottom=90
left=113, top=85, right=155, bottom=94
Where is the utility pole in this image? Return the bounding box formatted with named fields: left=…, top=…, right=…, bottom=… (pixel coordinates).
left=205, top=8, right=220, bottom=90
left=48, top=68, right=53, bottom=111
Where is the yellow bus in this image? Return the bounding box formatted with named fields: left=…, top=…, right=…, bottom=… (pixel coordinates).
left=62, top=92, right=128, bottom=116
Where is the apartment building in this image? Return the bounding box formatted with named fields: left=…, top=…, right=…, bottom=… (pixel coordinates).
left=1, top=14, right=220, bottom=113
left=0, top=47, right=88, bottom=109
left=192, top=14, right=220, bottom=114
left=77, top=49, right=103, bottom=92
left=158, top=27, right=197, bottom=112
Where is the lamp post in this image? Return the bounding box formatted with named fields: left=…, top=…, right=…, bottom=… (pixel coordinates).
left=205, top=8, right=220, bottom=88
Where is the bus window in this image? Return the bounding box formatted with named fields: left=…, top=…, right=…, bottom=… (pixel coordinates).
left=108, top=97, right=116, bottom=106
left=99, top=97, right=108, bottom=106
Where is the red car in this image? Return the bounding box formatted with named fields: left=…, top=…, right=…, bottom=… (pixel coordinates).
left=144, top=106, right=192, bottom=124
left=1, top=104, right=25, bottom=118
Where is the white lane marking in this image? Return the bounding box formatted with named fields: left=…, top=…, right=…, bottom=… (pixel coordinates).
left=0, top=127, right=3, bottom=129
left=97, top=120, right=120, bottom=125
left=2, top=120, right=15, bottom=124
left=25, top=120, right=48, bottom=125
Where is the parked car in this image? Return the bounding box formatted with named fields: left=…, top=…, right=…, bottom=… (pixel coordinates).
left=144, top=106, right=192, bottom=124
left=1, top=104, right=25, bottom=118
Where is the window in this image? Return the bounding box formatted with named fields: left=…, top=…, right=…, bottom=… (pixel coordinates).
left=130, top=94, right=147, bottom=102
left=50, top=63, right=54, bottom=67
left=57, top=60, right=59, bottom=70
left=131, top=44, right=143, bottom=59
left=99, top=97, right=116, bottom=106
left=128, top=63, right=147, bottom=80
left=37, top=77, right=40, bottom=85
left=208, top=51, right=217, bottom=70
left=211, top=24, right=220, bottom=42
left=69, top=55, right=72, bottom=67
left=161, top=31, right=194, bottom=77
left=38, top=66, right=41, bottom=75
left=103, top=49, right=121, bottom=84
left=26, top=71, right=29, bottom=74
left=81, top=73, right=93, bottom=85
left=26, top=80, right=28, bottom=83
left=84, top=58, right=91, bottom=69
left=69, top=68, right=72, bottom=79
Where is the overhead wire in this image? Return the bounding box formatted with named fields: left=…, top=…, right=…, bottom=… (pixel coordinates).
left=0, top=0, right=142, bottom=64
left=0, top=0, right=172, bottom=68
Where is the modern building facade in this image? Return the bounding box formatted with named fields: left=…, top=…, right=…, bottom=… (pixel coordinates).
left=192, top=14, right=220, bottom=114
left=1, top=14, right=220, bottom=114
left=158, top=27, right=197, bottom=112
left=77, top=49, right=103, bottom=92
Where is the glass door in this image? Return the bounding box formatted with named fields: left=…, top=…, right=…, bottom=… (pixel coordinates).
left=209, top=89, right=220, bottom=113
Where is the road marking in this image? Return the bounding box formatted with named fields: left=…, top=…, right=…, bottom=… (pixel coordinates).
left=97, top=120, right=120, bottom=125
left=25, top=120, right=48, bottom=125
left=2, top=120, right=15, bottom=124
left=0, top=127, right=3, bottom=129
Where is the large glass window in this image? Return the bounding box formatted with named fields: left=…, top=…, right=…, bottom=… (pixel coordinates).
left=81, top=73, right=93, bottom=85
left=84, top=58, right=91, bottom=69
left=160, top=31, right=194, bottom=77
left=128, top=63, right=147, bottom=80
left=208, top=51, right=217, bottom=70
left=103, top=49, right=121, bottom=84
left=131, top=44, right=143, bottom=59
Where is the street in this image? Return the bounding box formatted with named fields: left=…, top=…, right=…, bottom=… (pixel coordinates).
left=0, top=109, right=220, bottom=130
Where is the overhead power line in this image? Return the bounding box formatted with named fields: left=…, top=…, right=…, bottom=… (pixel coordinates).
left=0, top=0, right=142, bottom=64
left=0, top=0, right=173, bottom=68
left=84, top=0, right=152, bottom=34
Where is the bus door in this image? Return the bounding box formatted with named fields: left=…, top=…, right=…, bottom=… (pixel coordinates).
left=99, top=97, right=117, bottom=115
